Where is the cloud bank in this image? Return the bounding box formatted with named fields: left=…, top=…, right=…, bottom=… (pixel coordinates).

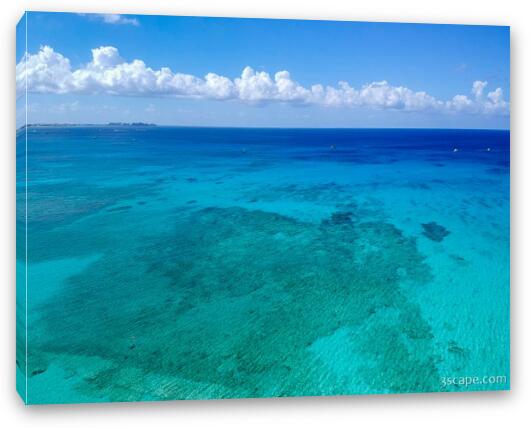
left=16, top=46, right=509, bottom=115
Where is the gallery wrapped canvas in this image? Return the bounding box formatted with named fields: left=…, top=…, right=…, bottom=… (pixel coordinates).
left=16, top=12, right=510, bottom=404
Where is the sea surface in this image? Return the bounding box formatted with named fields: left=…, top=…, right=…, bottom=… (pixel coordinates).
left=16, top=127, right=510, bottom=403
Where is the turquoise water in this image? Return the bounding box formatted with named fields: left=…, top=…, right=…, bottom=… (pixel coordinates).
left=16, top=127, right=510, bottom=404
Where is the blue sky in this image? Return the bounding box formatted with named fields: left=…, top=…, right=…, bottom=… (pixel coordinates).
left=16, top=12, right=510, bottom=128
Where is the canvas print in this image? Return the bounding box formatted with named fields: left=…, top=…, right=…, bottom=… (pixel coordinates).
left=16, top=12, right=510, bottom=404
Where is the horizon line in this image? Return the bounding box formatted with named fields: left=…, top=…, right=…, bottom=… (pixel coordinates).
left=17, top=123, right=510, bottom=132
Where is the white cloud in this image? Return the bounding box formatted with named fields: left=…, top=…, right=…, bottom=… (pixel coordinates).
left=447, top=94, right=473, bottom=112
left=472, top=80, right=488, bottom=99
left=16, top=46, right=72, bottom=94
left=487, top=87, right=503, bottom=104
left=91, top=14, right=139, bottom=26
left=318, top=80, right=443, bottom=111
left=90, top=46, right=124, bottom=68
left=16, top=45, right=509, bottom=116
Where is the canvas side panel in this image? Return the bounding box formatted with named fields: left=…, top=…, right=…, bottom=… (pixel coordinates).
left=16, top=11, right=28, bottom=405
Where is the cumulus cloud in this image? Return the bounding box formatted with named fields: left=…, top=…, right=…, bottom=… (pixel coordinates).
left=443, top=80, right=509, bottom=115
left=472, top=80, right=488, bottom=99
left=16, top=45, right=509, bottom=115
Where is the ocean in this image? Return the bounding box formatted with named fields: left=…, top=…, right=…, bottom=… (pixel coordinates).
left=16, top=126, right=510, bottom=403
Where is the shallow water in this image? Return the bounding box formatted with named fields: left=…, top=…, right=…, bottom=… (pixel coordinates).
left=16, top=127, right=510, bottom=403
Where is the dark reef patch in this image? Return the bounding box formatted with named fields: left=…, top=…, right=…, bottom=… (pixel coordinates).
left=106, top=205, right=133, bottom=212
left=406, top=182, right=431, bottom=190
left=323, top=211, right=354, bottom=226
left=449, top=254, right=468, bottom=266
left=29, top=205, right=442, bottom=401
left=421, top=222, right=450, bottom=242
left=243, top=182, right=352, bottom=207
left=31, top=368, right=46, bottom=377
left=19, top=180, right=160, bottom=264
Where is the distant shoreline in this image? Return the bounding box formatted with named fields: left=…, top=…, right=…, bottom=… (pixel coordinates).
left=17, top=122, right=157, bottom=132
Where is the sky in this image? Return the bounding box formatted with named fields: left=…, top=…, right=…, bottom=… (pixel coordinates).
left=16, top=12, right=510, bottom=128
